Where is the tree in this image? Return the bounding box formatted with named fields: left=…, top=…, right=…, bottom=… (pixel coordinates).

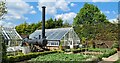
left=36, top=21, right=42, bottom=29
left=56, top=18, right=63, bottom=28
left=63, top=21, right=71, bottom=27
left=15, top=21, right=29, bottom=35
left=46, top=18, right=55, bottom=29
left=73, top=3, right=117, bottom=42
left=0, top=1, right=7, bottom=20
left=73, top=3, right=109, bottom=26
left=15, top=18, right=71, bottom=35
left=0, top=1, right=7, bottom=63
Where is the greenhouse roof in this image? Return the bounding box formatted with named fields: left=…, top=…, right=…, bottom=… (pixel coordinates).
left=29, top=27, right=72, bottom=40
left=0, top=27, right=22, bottom=40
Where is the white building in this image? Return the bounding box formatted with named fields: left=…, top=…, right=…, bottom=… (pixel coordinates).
left=0, top=26, right=22, bottom=52
left=29, top=27, right=80, bottom=50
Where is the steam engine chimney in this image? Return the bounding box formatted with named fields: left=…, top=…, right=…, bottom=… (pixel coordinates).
left=42, top=6, right=46, bottom=39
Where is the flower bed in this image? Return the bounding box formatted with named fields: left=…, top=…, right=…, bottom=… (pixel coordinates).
left=7, top=48, right=117, bottom=63
left=30, top=53, right=92, bottom=61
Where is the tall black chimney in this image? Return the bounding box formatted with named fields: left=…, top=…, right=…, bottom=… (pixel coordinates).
left=42, top=6, right=46, bottom=39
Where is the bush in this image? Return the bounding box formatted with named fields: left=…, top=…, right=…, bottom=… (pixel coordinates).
left=112, top=41, right=119, bottom=49
left=87, top=48, right=117, bottom=58
left=88, top=48, right=106, bottom=52
left=7, top=51, right=57, bottom=62
left=72, top=48, right=87, bottom=53
left=102, top=49, right=117, bottom=58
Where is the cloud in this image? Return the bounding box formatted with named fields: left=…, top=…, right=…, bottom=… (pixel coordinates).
left=38, top=0, right=70, bottom=15
left=55, top=12, right=76, bottom=24
left=0, top=21, right=16, bottom=27
left=30, top=10, right=37, bottom=14
left=102, top=10, right=117, bottom=15
left=0, top=0, right=37, bottom=27
left=30, top=6, right=34, bottom=9
left=92, top=0, right=119, bottom=2
left=104, top=11, right=110, bottom=14
left=5, top=0, right=119, bottom=2
left=70, top=3, right=76, bottom=7
left=102, top=11, right=110, bottom=14
left=112, top=11, right=116, bottom=14
left=109, top=19, right=118, bottom=23
left=4, top=0, right=36, bottom=21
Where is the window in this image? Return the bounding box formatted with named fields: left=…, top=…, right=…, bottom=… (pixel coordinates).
left=47, top=41, right=59, bottom=46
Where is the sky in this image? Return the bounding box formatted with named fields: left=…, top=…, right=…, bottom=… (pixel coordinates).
left=0, top=0, right=119, bottom=27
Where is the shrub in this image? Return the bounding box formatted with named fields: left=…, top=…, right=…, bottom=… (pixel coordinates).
left=87, top=48, right=117, bottom=58
left=7, top=51, right=57, bottom=62
left=102, top=49, right=117, bottom=58
left=72, top=49, right=81, bottom=53
left=72, top=48, right=88, bottom=53
left=112, top=41, right=119, bottom=49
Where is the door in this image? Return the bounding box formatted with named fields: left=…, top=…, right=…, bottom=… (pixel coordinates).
left=69, top=38, right=73, bottom=48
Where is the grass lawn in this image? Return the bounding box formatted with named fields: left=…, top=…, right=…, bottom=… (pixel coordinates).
left=30, top=53, right=92, bottom=61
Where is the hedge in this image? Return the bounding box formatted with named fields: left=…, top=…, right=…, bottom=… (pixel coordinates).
left=72, top=48, right=88, bottom=53
left=102, top=49, right=117, bottom=58
left=91, top=48, right=117, bottom=60
left=7, top=51, right=58, bottom=62
left=72, top=48, right=117, bottom=60
left=88, top=48, right=108, bottom=53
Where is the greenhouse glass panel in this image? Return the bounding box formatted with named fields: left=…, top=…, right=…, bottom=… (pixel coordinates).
left=29, top=28, right=71, bottom=40
left=54, top=30, right=68, bottom=40
left=0, top=27, right=22, bottom=47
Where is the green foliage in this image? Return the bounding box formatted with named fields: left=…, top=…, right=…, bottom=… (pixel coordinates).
left=114, top=59, right=120, bottom=63
left=16, top=18, right=71, bottom=35
left=1, top=41, right=7, bottom=63
left=0, top=1, right=7, bottom=20
left=63, top=21, right=71, bottom=27
left=73, top=3, right=108, bottom=25
left=73, top=3, right=118, bottom=41
left=81, top=37, right=86, bottom=44
left=0, top=1, right=7, bottom=63
left=0, top=28, right=7, bottom=63
left=72, top=48, right=88, bottom=53
left=7, top=51, right=57, bottom=62
left=88, top=48, right=108, bottom=53
left=102, top=49, right=117, bottom=58
left=112, top=41, right=119, bottom=48
left=30, top=53, right=92, bottom=61
left=88, top=48, right=117, bottom=58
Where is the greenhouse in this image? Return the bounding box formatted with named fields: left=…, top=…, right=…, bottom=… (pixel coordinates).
left=29, top=27, right=80, bottom=50
left=0, top=26, right=22, bottom=52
